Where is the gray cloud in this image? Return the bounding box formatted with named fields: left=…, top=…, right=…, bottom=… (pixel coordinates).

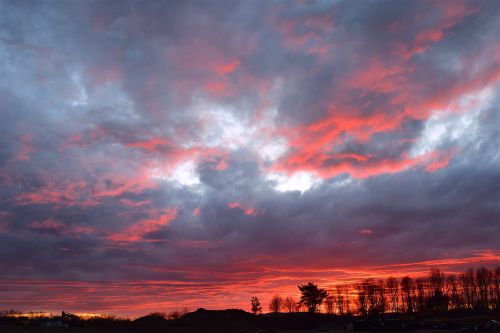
left=0, top=0, right=499, bottom=315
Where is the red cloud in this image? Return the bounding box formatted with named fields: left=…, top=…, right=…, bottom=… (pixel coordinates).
left=163, top=35, right=246, bottom=98
left=215, top=159, right=229, bottom=171
left=227, top=202, right=264, bottom=216
left=107, top=208, right=177, bottom=243
left=425, top=152, right=454, bottom=173
left=14, top=164, right=157, bottom=207
left=192, top=207, right=201, bottom=217
left=14, top=134, right=36, bottom=162
left=270, top=28, right=499, bottom=182
left=126, top=138, right=171, bottom=151
left=29, top=219, right=96, bottom=237
left=204, top=80, right=233, bottom=96
left=30, top=219, right=63, bottom=231
left=345, top=58, right=408, bottom=94
left=213, top=60, right=241, bottom=75
left=359, top=228, right=373, bottom=235
left=393, top=1, right=479, bottom=60
left=227, top=202, right=242, bottom=209
left=272, top=9, right=334, bottom=58
left=274, top=146, right=457, bottom=180
left=119, top=198, right=152, bottom=208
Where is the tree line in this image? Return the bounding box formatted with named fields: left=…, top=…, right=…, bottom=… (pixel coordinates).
left=252, top=266, right=500, bottom=316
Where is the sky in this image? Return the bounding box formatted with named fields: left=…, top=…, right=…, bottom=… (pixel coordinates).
left=0, top=0, right=499, bottom=317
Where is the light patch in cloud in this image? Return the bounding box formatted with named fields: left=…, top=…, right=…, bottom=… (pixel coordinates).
left=191, top=100, right=286, bottom=162
left=253, top=105, right=288, bottom=163
left=257, top=137, right=288, bottom=163
left=196, top=103, right=254, bottom=150
left=410, top=87, right=494, bottom=158
left=150, top=160, right=201, bottom=188
left=169, top=160, right=201, bottom=187
left=70, top=70, right=88, bottom=106
left=266, top=171, right=322, bottom=193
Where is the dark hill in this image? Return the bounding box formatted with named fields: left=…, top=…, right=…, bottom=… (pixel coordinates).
left=179, top=308, right=258, bottom=332
left=132, top=309, right=259, bottom=333
left=133, top=312, right=172, bottom=330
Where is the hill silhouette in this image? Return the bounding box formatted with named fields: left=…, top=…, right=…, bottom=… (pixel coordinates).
left=132, top=309, right=258, bottom=332
left=179, top=308, right=257, bottom=332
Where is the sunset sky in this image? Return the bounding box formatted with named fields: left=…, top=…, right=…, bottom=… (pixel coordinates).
left=1, top=0, right=499, bottom=317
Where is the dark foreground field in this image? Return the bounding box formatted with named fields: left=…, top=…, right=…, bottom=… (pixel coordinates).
left=0, top=329, right=491, bottom=333
left=1, top=309, right=499, bottom=333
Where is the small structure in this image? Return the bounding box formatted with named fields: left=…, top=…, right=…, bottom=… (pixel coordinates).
left=40, top=312, right=76, bottom=328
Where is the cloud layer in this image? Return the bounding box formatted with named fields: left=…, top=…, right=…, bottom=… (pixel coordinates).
left=0, top=0, right=499, bottom=316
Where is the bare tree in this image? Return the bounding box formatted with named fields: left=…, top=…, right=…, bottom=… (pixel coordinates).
left=375, top=280, right=387, bottom=314
left=459, top=269, right=476, bottom=310
left=334, top=285, right=348, bottom=315
left=167, top=310, right=183, bottom=320
left=324, top=294, right=335, bottom=315
left=295, top=302, right=306, bottom=312
left=269, top=295, right=283, bottom=315
left=446, top=274, right=461, bottom=310
left=166, top=308, right=188, bottom=320
left=415, top=278, right=426, bottom=312
left=494, top=267, right=500, bottom=310
left=386, top=277, right=399, bottom=313
left=283, top=296, right=296, bottom=313
left=344, top=285, right=352, bottom=315
left=426, top=268, right=449, bottom=311
left=401, top=276, right=415, bottom=313
left=430, top=267, right=445, bottom=295
left=253, top=266, right=500, bottom=316
left=356, top=281, right=369, bottom=316
left=364, top=279, right=386, bottom=315
left=476, top=267, right=492, bottom=311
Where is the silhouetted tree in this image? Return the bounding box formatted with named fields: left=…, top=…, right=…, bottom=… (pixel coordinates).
left=166, top=310, right=183, bottom=320
left=430, top=267, right=445, bottom=294
left=334, top=285, right=348, bottom=315
left=283, top=296, right=296, bottom=313
left=401, top=276, right=415, bottom=313
left=459, top=269, right=476, bottom=310
left=249, top=266, right=500, bottom=318
left=476, top=267, right=492, bottom=311
left=494, top=267, right=500, bottom=311
left=426, top=268, right=449, bottom=311
left=386, top=277, right=399, bottom=313
left=251, top=296, right=262, bottom=315
left=356, top=281, right=369, bottom=316
left=415, top=278, right=426, bottom=312
left=362, top=279, right=386, bottom=316
left=343, top=285, right=352, bottom=315
left=446, top=274, right=461, bottom=310
left=269, top=295, right=283, bottom=315
left=298, top=282, right=328, bottom=313
left=373, top=279, right=387, bottom=315
left=324, top=295, right=335, bottom=315
left=426, top=287, right=449, bottom=311
left=295, top=302, right=306, bottom=312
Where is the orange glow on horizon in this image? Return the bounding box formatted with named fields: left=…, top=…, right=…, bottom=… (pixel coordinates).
left=1, top=0, right=499, bottom=323
left=1, top=249, right=498, bottom=318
